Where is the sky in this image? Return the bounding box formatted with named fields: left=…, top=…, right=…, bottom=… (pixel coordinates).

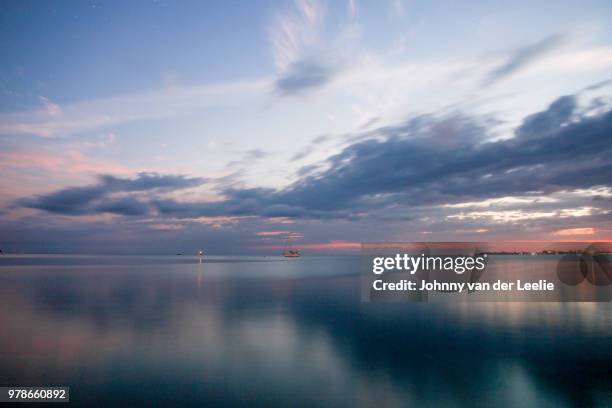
left=1, top=0, right=612, bottom=254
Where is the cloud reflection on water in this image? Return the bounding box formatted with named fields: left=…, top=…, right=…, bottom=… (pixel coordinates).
left=0, top=256, right=610, bottom=407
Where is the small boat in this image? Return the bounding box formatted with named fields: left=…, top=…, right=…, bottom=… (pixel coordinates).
left=283, top=235, right=301, bottom=258
left=283, top=250, right=301, bottom=257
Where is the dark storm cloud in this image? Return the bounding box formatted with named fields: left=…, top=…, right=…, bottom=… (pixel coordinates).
left=152, top=94, right=612, bottom=219
left=483, top=32, right=567, bottom=86
left=283, top=98, right=610, bottom=211
left=16, top=93, right=612, bottom=221
left=20, top=173, right=206, bottom=216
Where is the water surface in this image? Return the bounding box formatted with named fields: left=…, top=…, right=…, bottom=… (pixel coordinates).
left=0, top=255, right=610, bottom=407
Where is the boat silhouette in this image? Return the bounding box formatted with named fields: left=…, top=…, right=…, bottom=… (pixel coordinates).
left=283, top=235, right=301, bottom=258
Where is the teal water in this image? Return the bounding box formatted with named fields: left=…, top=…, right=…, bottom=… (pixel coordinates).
left=0, top=255, right=610, bottom=407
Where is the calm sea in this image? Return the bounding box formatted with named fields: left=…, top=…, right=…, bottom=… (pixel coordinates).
left=0, top=255, right=610, bottom=407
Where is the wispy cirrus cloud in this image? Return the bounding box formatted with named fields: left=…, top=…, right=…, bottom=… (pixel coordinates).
left=269, top=0, right=325, bottom=72
left=38, top=96, right=62, bottom=117
left=483, top=32, right=569, bottom=86
left=1, top=28, right=607, bottom=143
left=290, top=134, right=331, bottom=161
left=0, top=149, right=129, bottom=175
left=347, top=0, right=357, bottom=18
left=227, top=149, right=271, bottom=168
left=269, top=0, right=351, bottom=95
left=0, top=78, right=269, bottom=138
left=392, top=0, right=405, bottom=17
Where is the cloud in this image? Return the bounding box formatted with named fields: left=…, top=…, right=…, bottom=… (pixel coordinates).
left=483, top=33, right=568, bottom=86
left=295, top=163, right=321, bottom=177
left=151, top=93, right=612, bottom=220
left=447, top=208, right=595, bottom=222
left=20, top=185, right=108, bottom=215
left=15, top=92, right=612, bottom=228
left=348, top=0, right=357, bottom=18
left=98, top=173, right=206, bottom=192
left=149, top=223, right=185, bottom=231
left=358, top=117, right=380, bottom=130
left=269, top=0, right=325, bottom=72
left=19, top=173, right=206, bottom=216
left=255, top=240, right=360, bottom=251
left=227, top=149, right=271, bottom=168
left=553, top=227, right=595, bottom=236
left=38, top=96, right=62, bottom=117
left=298, top=240, right=360, bottom=249
left=93, top=197, right=151, bottom=216
left=269, top=0, right=349, bottom=95
left=276, top=57, right=339, bottom=95
left=582, top=78, right=612, bottom=92
left=0, top=149, right=129, bottom=175
left=291, top=134, right=331, bottom=161
left=392, top=0, right=405, bottom=17
left=0, top=78, right=268, bottom=138
left=515, top=94, right=576, bottom=138
left=255, top=230, right=292, bottom=236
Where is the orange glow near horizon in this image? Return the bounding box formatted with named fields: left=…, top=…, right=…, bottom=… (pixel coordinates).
left=255, top=238, right=612, bottom=253
left=255, top=240, right=362, bottom=251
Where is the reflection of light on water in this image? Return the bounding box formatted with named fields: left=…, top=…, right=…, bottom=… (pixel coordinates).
left=0, top=256, right=610, bottom=406
left=498, top=361, right=564, bottom=407
left=452, top=302, right=612, bottom=334
left=229, top=312, right=421, bottom=406
left=197, top=262, right=203, bottom=288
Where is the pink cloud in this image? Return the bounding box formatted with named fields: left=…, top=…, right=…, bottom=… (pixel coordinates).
left=0, top=149, right=132, bottom=207
left=256, top=230, right=303, bottom=238
left=553, top=227, right=596, bottom=236
left=256, top=240, right=361, bottom=252
left=298, top=241, right=361, bottom=250
left=256, top=230, right=291, bottom=236
left=0, top=149, right=130, bottom=175
left=149, top=223, right=185, bottom=231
